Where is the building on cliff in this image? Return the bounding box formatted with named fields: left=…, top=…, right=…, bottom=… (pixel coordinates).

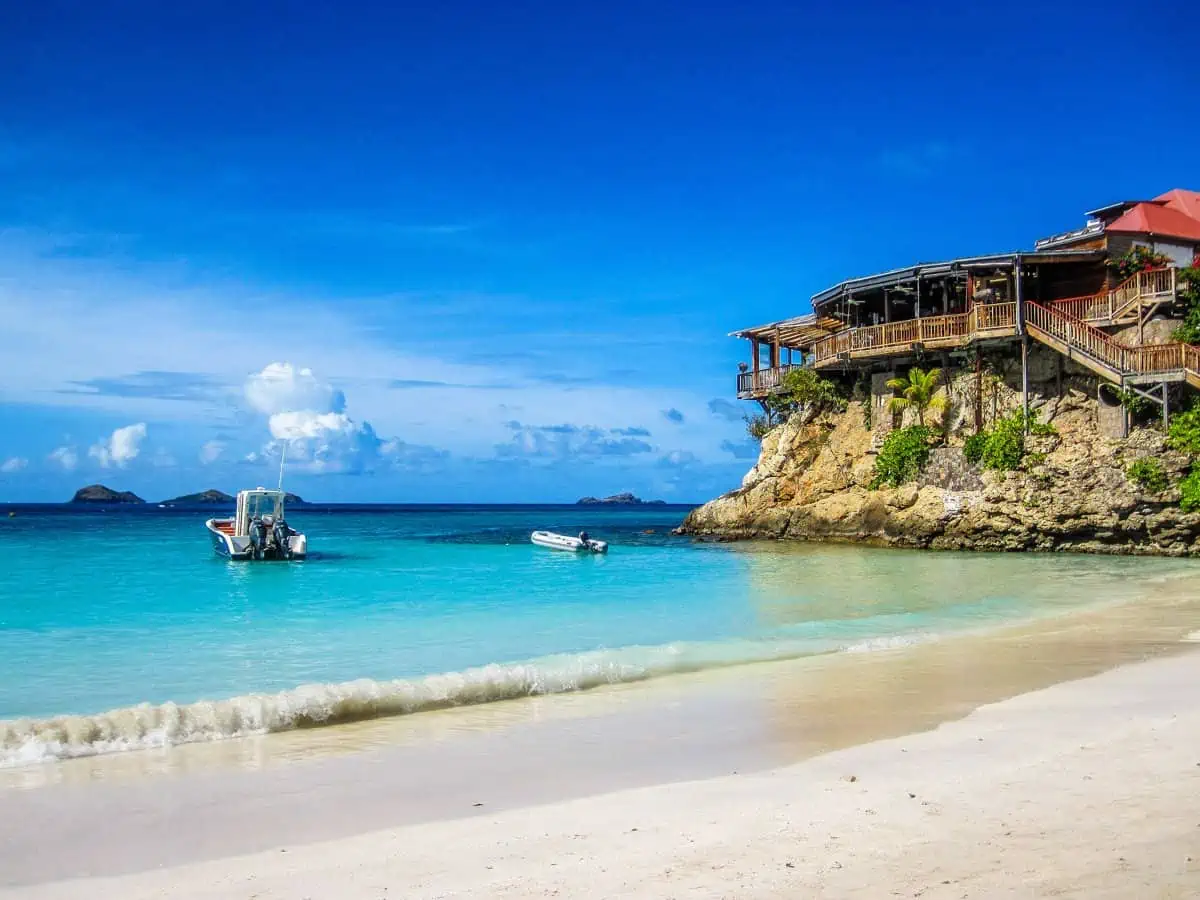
left=733, top=189, right=1200, bottom=429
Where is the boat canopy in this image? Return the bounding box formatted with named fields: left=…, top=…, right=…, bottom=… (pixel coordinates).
left=234, top=488, right=286, bottom=537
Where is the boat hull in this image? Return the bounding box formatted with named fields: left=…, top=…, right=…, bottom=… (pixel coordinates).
left=206, top=518, right=307, bottom=561
left=530, top=530, right=608, bottom=553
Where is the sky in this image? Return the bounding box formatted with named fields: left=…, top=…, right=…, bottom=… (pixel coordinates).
left=0, top=0, right=1196, bottom=502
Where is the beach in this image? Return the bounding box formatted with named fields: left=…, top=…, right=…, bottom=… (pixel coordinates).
left=4, top=648, right=1199, bottom=899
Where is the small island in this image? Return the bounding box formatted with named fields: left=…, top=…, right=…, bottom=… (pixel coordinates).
left=577, top=492, right=665, bottom=506
left=70, top=484, right=145, bottom=505
left=160, top=489, right=236, bottom=506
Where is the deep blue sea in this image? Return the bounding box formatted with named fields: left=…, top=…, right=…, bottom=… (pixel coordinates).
left=0, top=502, right=1193, bottom=767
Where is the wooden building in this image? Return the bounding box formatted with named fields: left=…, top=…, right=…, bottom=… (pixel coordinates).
left=732, top=189, right=1200, bottom=422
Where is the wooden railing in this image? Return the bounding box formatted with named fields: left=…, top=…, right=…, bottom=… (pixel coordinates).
left=808, top=304, right=1016, bottom=366
left=737, top=364, right=801, bottom=397
left=1049, top=267, right=1176, bottom=324
left=971, top=301, right=1017, bottom=331
left=1027, top=300, right=1200, bottom=379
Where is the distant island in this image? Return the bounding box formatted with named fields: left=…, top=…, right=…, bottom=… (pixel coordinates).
left=160, top=489, right=235, bottom=505
left=68, top=486, right=308, bottom=506
left=161, top=489, right=307, bottom=505
left=577, top=492, right=665, bottom=506
left=70, top=484, right=145, bottom=504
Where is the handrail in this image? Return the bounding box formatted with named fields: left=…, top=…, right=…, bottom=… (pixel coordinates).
left=1049, top=267, right=1175, bottom=323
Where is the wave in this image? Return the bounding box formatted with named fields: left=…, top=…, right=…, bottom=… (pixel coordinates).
left=0, top=632, right=936, bottom=768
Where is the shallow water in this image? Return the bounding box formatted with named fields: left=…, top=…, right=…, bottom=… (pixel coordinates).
left=0, top=503, right=1195, bottom=766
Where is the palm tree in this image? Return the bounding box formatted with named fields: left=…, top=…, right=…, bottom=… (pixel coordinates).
left=886, top=367, right=948, bottom=426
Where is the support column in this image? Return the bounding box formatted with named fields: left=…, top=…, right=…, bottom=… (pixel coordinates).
left=751, top=339, right=760, bottom=394
left=1056, top=354, right=1064, bottom=398
left=1163, top=381, right=1170, bottom=428
left=1014, top=255, right=1024, bottom=335
left=884, top=290, right=891, bottom=324
left=915, top=272, right=921, bottom=320
left=771, top=329, right=780, bottom=370
left=1021, top=334, right=1030, bottom=428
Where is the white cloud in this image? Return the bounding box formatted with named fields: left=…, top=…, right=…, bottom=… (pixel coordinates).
left=245, top=363, right=444, bottom=475
left=0, top=456, right=28, bottom=473
left=88, top=423, right=147, bottom=468
left=48, top=446, right=78, bottom=471
left=199, top=440, right=225, bottom=465
left=245, top=362, right=345, bottom=417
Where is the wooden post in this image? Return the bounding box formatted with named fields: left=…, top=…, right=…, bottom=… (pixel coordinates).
left=751, top=339, right=760, bottom=372
left=884, top=290, right=891, bottom=324
left=942, top=282, right=949, bottom=315
left=915, top=272, right=921, bottom=320
left=1021, top=334, right=1030, bottom=429
left=1056, top=354, right=1063, bottom=398
left=1163, top=381, right=1170, bottom=428
left=1014, top=255, right=1024, bottom=335
left=771, top=329, right=780, bottom=370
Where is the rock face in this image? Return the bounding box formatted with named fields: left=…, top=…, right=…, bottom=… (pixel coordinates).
left=577, top=492, right=665, bottom=506
left=160, top=489, right=235, bottom=505
left=70, top=485, right=145, bottom=505
left=681, top=357, right=1200, bottom=557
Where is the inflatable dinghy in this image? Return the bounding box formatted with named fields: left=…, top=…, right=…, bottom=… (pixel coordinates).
left=530, top=530, right=608, bottom=554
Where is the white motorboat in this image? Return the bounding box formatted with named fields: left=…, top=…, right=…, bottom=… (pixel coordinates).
left=530, top=530, right=608, bottom=554
left=206, top=488, right=307, bottom=561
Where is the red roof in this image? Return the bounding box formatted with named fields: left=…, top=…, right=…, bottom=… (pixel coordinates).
left=1156, top=188, right=1200, bottom=222
left=1107, top=189, right=1200, bottom=242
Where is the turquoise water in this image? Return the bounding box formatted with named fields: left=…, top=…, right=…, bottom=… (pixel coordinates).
left=0, top=503, right=1193, bottom=766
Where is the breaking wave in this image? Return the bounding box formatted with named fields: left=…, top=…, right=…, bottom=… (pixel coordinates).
left=1, top=632, right=937, bottom=768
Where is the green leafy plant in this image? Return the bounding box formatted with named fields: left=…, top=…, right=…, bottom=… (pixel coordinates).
left=871, top=425, right=934, bottom=488
left=745, top=369, right=847, bottom=441
left=1170, top=266, right=1200, bottom=345
left=980, top=416, right=1025, bottom=471
left=1167, top=401, right=1200, bottom=456
left=1127, top=457, right=1169, bottom=493
left=962, top=432, right=987, bottom=464
left=885, top=367, right=949, bottom=426
left=1181, top=467, right=1200, bottom=512
left=1101, top=384, right=1156, bottom=419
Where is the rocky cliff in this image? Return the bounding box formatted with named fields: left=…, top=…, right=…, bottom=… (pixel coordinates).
left=681, top=353, right=1200, bottom=556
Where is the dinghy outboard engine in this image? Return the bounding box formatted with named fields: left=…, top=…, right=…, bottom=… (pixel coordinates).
left=272, top=518, right=293, bottom=559
left=248, top=518, right=268, bottom=560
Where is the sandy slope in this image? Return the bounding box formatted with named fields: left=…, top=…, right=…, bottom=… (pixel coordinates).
left=9, top=650, right=1200, bottom=899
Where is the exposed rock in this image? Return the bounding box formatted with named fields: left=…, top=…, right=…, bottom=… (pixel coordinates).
left=577, top=492, right=665, bottom=506
left=70, top=484, right=145, bottom=505
left=680, top=359, right=1200, bottom=556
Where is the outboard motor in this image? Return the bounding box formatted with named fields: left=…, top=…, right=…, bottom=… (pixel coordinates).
left=272, top=519, right=292, bottom=559
left=248, top=518, right=268, bottom=560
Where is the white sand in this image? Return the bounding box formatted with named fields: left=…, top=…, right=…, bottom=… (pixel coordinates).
left=8, top=650, right=1200, bottom=899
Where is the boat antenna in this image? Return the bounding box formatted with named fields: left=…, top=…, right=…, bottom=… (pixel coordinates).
left=277, top=441, right=287, bottom=493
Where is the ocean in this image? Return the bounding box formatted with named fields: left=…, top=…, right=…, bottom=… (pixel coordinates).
left=0, top=502, right=1195, bottom=768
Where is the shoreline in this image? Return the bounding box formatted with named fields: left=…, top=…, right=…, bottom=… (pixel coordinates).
left=5, top=648, right=1200, bottom=898
left=3, top=579, right=1200, bottom=894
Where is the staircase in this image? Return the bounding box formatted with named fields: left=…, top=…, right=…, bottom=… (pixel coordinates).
left=1025, top=301, right=1200, bottom=390
left=1049, top=267, right=1177, bottom=326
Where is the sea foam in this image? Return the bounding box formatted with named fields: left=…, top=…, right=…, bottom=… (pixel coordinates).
left=0, top=632, right=935, bottom=768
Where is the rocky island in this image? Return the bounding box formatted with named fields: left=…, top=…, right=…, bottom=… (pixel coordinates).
left=160, top=489, right=235, bottom=506
left=577, top=492, right=665, bottom=506
left=69, top=485, right=145, bottom=505
left=681, top=346, right=1200, bottom=556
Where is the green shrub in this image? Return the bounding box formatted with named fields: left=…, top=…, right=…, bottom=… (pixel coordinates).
left=1167, top=401, right=1200, bottom=456
left=962, top=432, right=987, bottom=464
left=1127, top=457, right=1169, bottom=493
left=981, top=418, right=1025, bottom=471
left=1181, top=466, right=1200, bottom=512
left=871, top=426, right=934, bottom=488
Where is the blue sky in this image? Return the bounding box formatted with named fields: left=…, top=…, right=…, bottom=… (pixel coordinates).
left=0, top=0, right=1195, bottom=502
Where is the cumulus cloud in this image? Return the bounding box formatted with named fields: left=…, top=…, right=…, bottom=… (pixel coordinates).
left=0, top=457, right=28, bottom=473
left=48, top=446, right=78, bottom=471
left=199, top=440, right=225, bottom=465
left=662, top=408, right=685, bottom=424
left=244, top=363, right=444, bottom=475
left=88, top=423, right=147, bottom=468
left=708, top=398, right=743, bottom=422
left=495, top=422, right=654, bottom=460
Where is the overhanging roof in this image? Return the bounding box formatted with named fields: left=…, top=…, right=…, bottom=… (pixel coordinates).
left=729, top=312, right=846, bottom=349
left=809, top=249, right=1104, bottom=308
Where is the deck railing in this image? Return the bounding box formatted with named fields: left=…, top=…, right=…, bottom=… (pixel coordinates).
left=808, top=303, right=1015, bottom=366
left=1049, top=267, right=1176, bottom=324
left=737, top=363, right=801, bottom=397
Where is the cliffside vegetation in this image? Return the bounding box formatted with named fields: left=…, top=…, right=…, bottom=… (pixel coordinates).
left=1168, top=402, right=1200, bottom=511
left=745, top=369, right=845, bottom=440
